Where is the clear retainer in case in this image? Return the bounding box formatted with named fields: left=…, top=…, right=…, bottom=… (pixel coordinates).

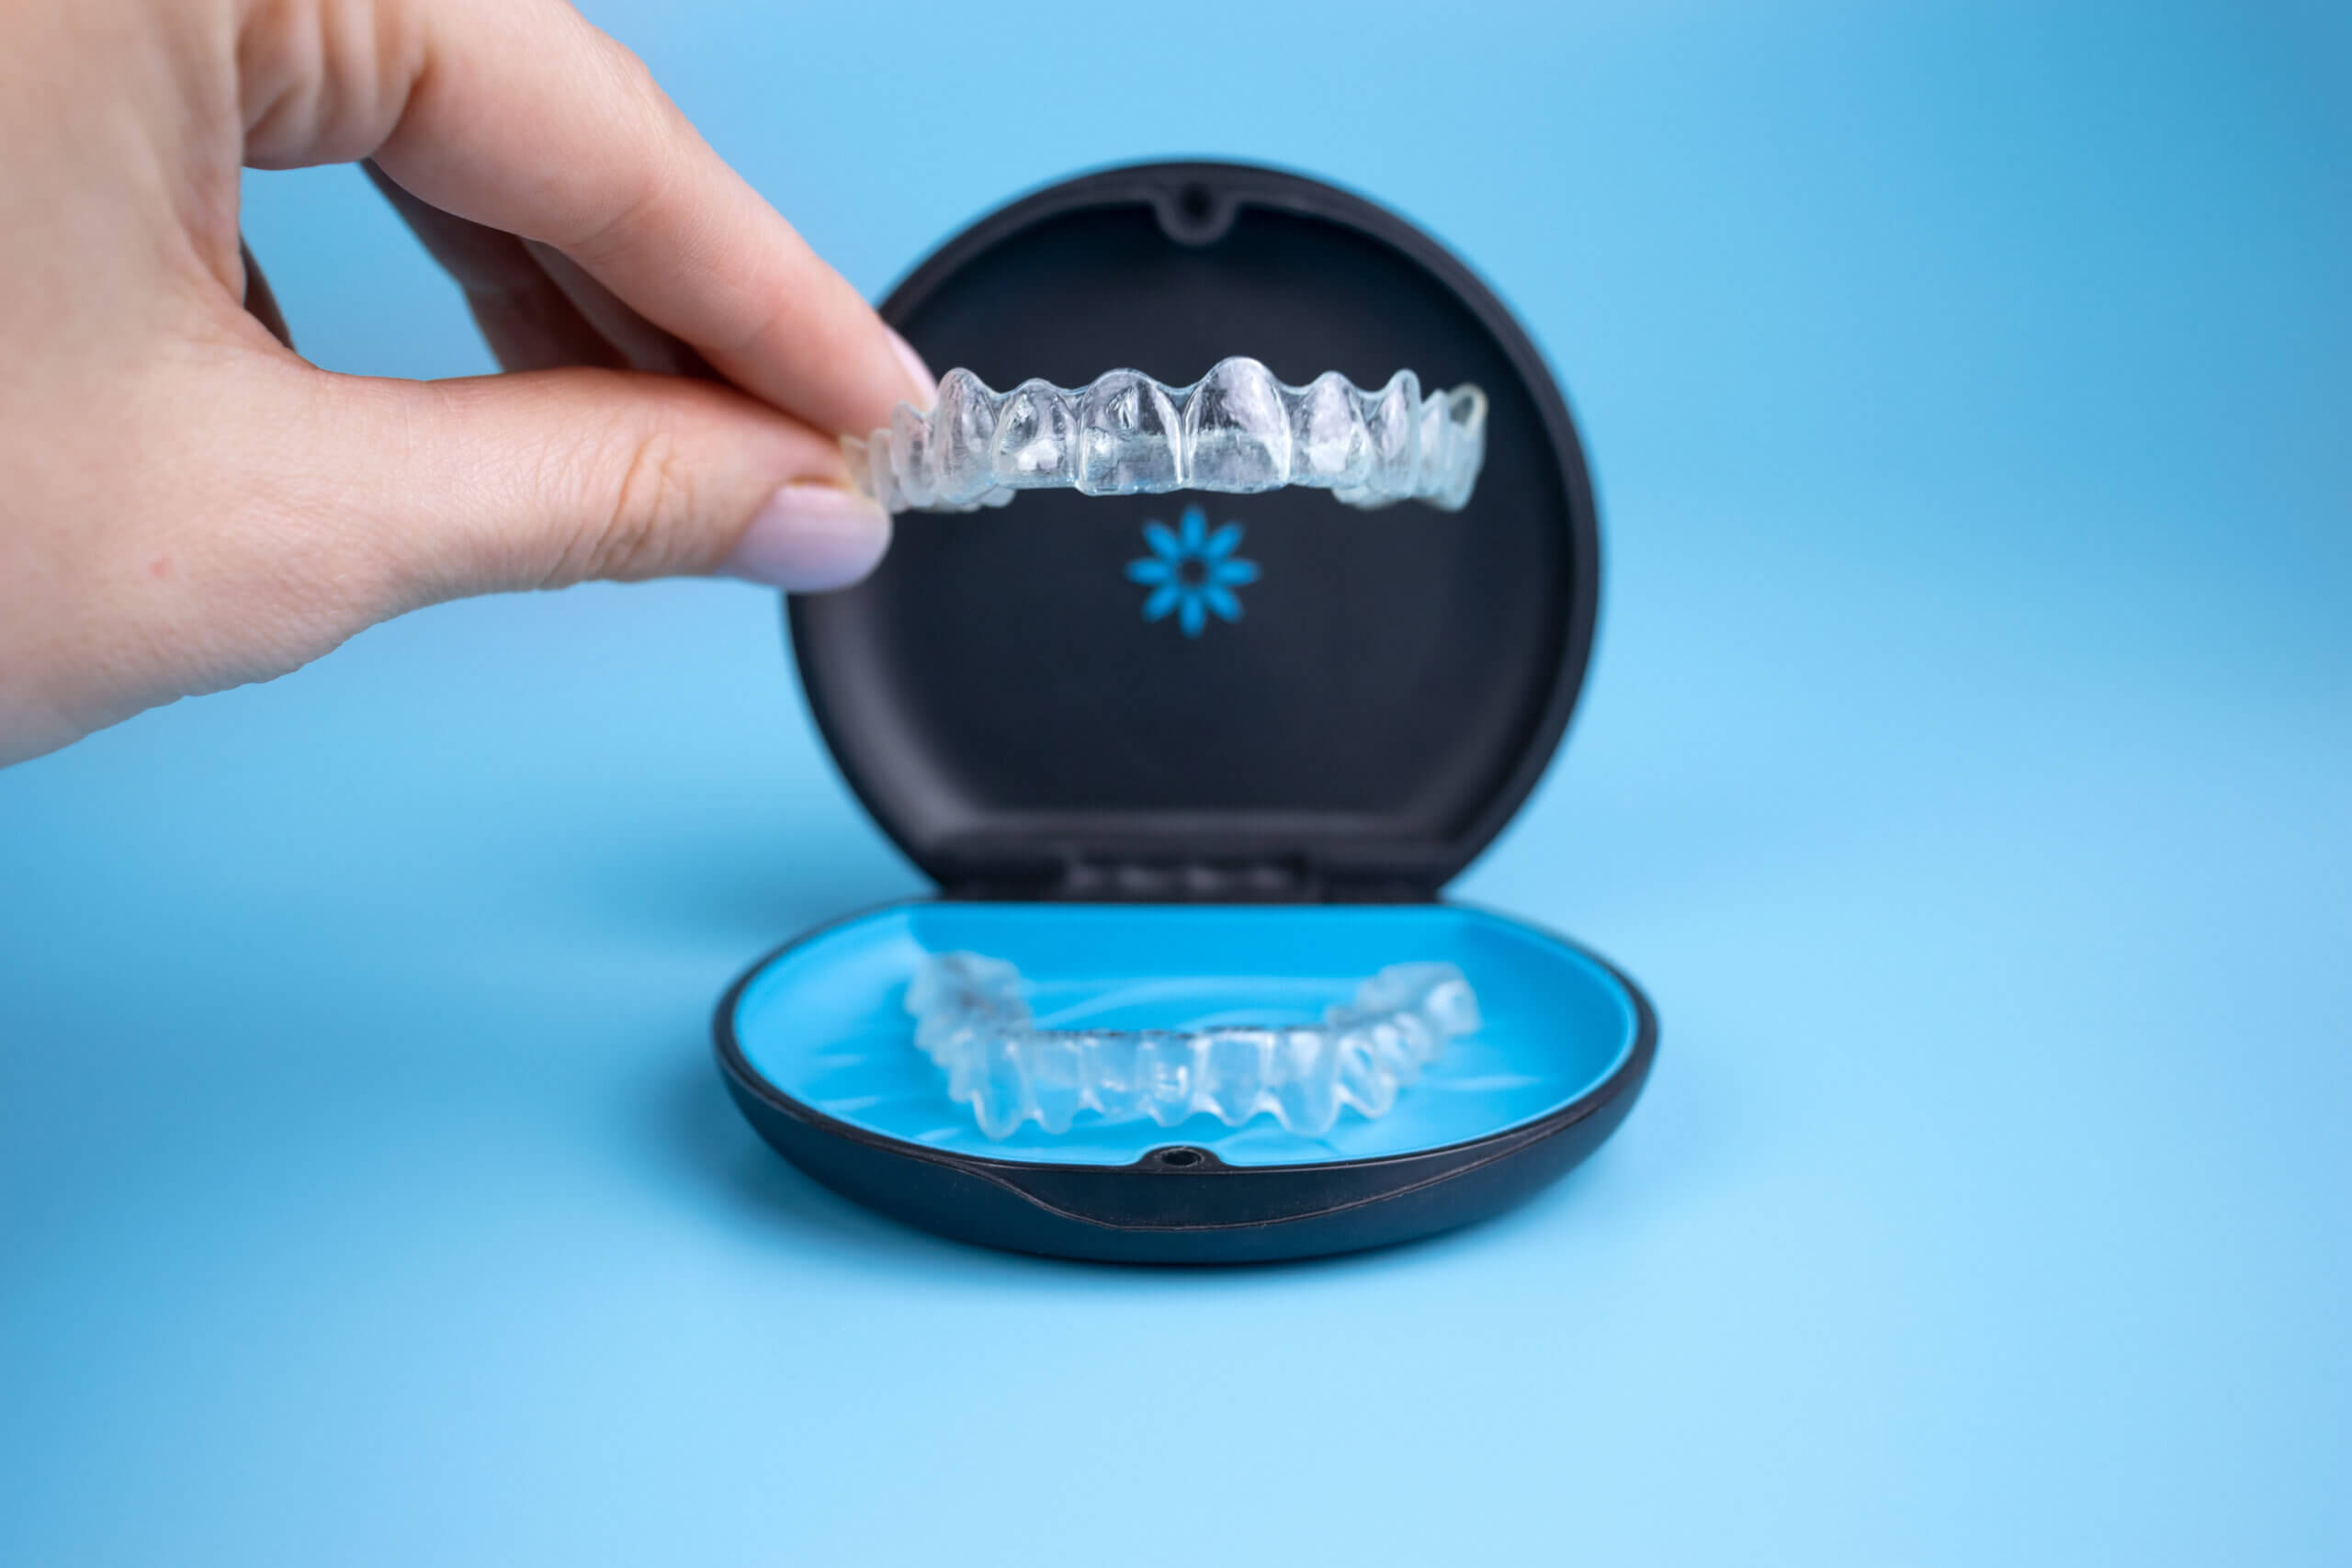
left=844, top=357, right=1488, bottom=514
left=906, top=953, right=1483, bottom=1139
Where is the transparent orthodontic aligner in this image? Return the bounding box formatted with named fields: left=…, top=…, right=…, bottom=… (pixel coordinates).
left=905, top=953, right=1482, bottom=1140
left=843, top=357, right=1487, bottom=515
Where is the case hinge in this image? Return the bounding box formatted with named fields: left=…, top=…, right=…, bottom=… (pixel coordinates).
left=944, top=857, right=1432, bottom=904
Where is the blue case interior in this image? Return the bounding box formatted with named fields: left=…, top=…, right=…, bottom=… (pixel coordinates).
left=729, top=902, right=1642, bottom=1168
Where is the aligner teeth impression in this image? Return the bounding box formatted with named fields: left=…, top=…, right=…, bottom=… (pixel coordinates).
left=905, top=953, right=1482, bottom=1139
left=845, top=358, right=1487, bottom=514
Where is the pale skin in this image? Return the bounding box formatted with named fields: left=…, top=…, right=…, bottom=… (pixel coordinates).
left=0, top=0, right=931, bottom=767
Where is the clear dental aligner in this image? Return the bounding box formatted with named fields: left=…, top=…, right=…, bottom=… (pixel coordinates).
left=905, top=953, right=1482, bottom=1140
left=843, top=358, right=1487, bottom=515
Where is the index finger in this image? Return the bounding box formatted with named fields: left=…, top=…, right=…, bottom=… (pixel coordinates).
left=337, top=0, right=929, bottom=438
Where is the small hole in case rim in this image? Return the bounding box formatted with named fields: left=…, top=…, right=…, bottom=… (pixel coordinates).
left=1153, top=1146, right=1207, bottom=1168
left=1155, top=182, right=1237, bottom=247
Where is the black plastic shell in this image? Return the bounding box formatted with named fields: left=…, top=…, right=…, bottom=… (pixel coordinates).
left=788, top=161, right=1601, bottom=901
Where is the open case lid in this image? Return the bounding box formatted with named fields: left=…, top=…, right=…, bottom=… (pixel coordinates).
left=788, top=162, right=1600, bottom=901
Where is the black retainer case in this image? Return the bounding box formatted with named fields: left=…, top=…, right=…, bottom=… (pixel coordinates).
left=715, top=162, right=1657, bottom=1264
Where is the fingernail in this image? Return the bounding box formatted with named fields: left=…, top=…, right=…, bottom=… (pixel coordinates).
left=721, top=483, right=891, bottom=592
left=885, top=325, right=936, bottom=409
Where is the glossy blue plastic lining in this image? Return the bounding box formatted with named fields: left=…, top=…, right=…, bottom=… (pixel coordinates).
left=729, top=903, right=1639, bottom=1168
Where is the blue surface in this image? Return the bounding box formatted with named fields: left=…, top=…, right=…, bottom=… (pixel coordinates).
left=4, top=1, right=2348, bottom=1563
left=731, top=902, right=1639, bottom=1164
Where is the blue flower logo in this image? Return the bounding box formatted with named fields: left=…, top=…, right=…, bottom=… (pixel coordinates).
left=1125, top=504, right=1260, bottom=637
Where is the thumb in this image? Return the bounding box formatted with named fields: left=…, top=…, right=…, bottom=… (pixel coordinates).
left=298, top=364, right=890, bottom=606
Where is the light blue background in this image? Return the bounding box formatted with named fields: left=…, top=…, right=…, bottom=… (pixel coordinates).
left=5, top=1, right=2347, bottom=1562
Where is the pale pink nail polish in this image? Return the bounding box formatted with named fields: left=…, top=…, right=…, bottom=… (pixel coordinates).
left=885, top=325, right=936, bottom=409
left=721, top=484, right=890, bottom=592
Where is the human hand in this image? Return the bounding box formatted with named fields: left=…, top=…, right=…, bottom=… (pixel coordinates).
left=0, top=0, right=932, bottom=766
